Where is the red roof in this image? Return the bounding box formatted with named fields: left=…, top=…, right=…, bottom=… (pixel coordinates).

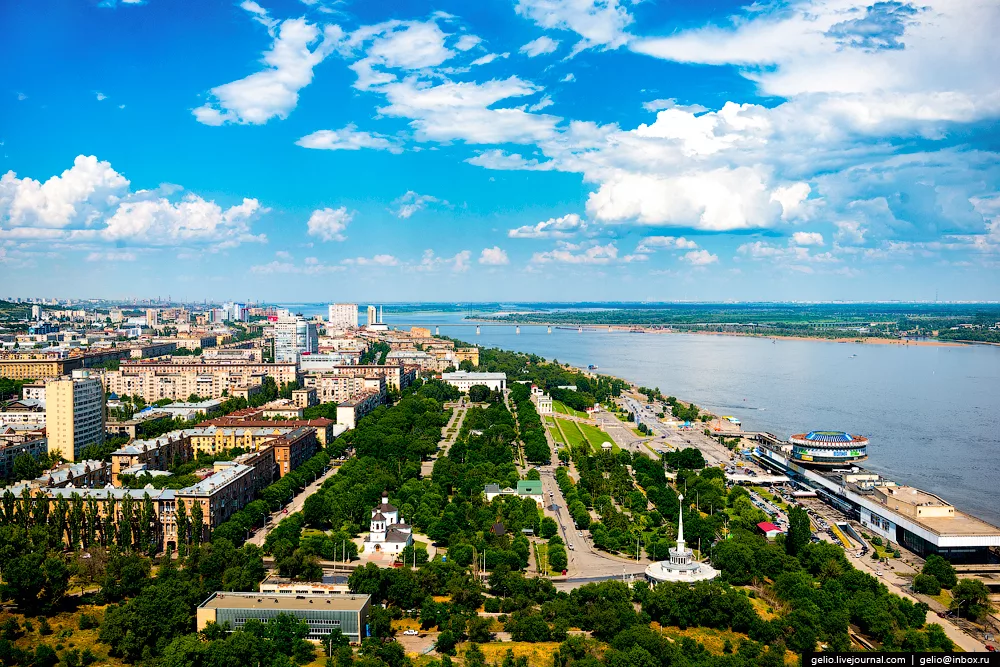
left=757, top=521, right=781, bottom=533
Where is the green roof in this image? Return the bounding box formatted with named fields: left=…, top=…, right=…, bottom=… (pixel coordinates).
left=517, top=480, right=543, bottom=495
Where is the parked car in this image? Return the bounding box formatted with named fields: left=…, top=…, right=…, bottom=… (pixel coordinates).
left=403, top=630, right=419, bottom=636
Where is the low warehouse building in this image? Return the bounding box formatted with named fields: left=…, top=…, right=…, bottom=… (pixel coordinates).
left=196, top=592, right=371, bottom=643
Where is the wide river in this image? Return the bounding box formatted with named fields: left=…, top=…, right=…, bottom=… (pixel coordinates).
left=286, top=306, right=1000, bottom=526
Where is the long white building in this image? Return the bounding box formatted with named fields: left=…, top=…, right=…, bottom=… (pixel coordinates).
left=441, top=371, right=507, bottom=392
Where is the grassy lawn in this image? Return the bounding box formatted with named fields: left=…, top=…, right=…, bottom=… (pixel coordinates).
left=544, top=416, right=566, bottom=444
left=929, top=589, right=953, bottom=608
left=555, top=418, right=588, bottom=449
left=658, top=624, right=797, bottom=665
left=577, top=422, right=619, bottom=453
left=458, top=641, right=564, bottom=667
left=553, top=400, right=589, bottom=419
left=534, top=542, right=549, bottom=575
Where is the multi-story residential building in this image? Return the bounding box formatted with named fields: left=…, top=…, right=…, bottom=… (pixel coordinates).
left=0, top=437, right=48, bottom=479
left=21, top=383, right=47, bottom=401
left=337, top=390, right=384, bottom=430
left=153, top=335, right=217, bottom=350
left=36, top=460, right=111, bottom=489
left=301, top=374, right=385, bottom=404
left=105, top=411, right=173, bottom=439
left=0, top=399, right=47, bottom=425
left=274, top=317, right=318, bottom=363
left=110, top=431, right=196, bottom=482
left=202, top=348, right=263, bottom=362
left=129, top=342, right=176, bottom=358
left=327, top=303, right=359, bottom=329
left=46, top=370, right=105, bottom=462
left=271, top=427, right=319, bottom=477
left=0, top=349, right=150, bottom=380
left=103, top=360, right=298, bottom=402
left=196, top=417, right=338, bottom=446
left=298, top=352, right=363, bottom=371
left=146, top=308, right=159, bottom=327
left=291, top=387, right=317, bottom=408
left=310, top=364, right=416, bottom=391
left=366, top=305, right=378, bottom=327
left=38, top=446, right=276, bottom=549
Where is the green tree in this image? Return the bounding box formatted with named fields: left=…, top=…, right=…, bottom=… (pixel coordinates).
left=464, top=644, right=486, bottom=667
left=11, top=453, right=41, bottom=482
left=785, top=506, right=811, bottom=557
left=539, top=517, right=558, bottom=539
left=951, top=579, right=992, bottom=620
left=913, top=573, right=941, bottom=595
left=922, top=554, right=958, bottom=589
left=191, top=501, right=204, bottom=545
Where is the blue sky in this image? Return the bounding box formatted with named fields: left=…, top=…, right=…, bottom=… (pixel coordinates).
left=1, top=0, right=998, bottom=302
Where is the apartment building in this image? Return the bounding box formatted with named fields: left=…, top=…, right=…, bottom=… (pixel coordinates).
left=312, top=364, right=416, bottom=390
left=271, top=427, right=319, bottom=477
left=196, top=417, right=338, bottom=446
left=301, top=373, right=385, bottom=404
left=327, top=303, right=359, bottom=329
left=0, top=436, right=48, bottom=479
left=46, top=370, right=105, bottom=462
left=291, top=387, right=317, bottom=408
left=104, top=360, right=298, bottom=402
left=337, top=390, right=385, bottom=430
left=110, top=431, right=196, bottom=482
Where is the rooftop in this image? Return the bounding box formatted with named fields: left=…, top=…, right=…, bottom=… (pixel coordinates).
left=199, top=592, right=370, bottom=612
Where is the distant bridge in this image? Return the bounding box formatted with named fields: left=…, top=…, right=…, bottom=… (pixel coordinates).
left=388, top=323, right=649, bottom=335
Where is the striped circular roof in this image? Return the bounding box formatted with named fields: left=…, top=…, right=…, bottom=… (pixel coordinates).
left=790, top=430, right=867, bottom=444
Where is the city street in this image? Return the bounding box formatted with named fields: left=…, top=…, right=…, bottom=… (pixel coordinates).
left=247, top=464, right=339, bottom=547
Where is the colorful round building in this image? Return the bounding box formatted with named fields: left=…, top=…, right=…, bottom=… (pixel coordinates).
left=789, top=430, right=868, bottom=467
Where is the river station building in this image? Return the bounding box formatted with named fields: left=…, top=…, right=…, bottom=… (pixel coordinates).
left=789, top=430, right=869, bottom=467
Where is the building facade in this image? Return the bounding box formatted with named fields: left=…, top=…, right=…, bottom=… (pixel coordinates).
left=197, top=592, right=371, bottom=643
left=46, top=370, right=105, bottom=462
left=441, top=371, right=507, bottom=392
left=327, top=304, right=359, bottom=330
left=274, top=317, right=319, bottom=363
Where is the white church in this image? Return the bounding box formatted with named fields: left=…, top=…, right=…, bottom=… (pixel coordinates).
left=365, top=493, right=413, bottom=554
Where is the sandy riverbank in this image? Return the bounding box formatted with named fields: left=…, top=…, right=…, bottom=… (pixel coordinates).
left=624, top=328, right=973, bottom=348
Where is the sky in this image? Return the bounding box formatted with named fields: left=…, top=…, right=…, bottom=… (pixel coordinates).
left=1, top=0, right=999, bottom=302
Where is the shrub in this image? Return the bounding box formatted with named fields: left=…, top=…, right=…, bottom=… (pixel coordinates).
left=913, top=574, right=942, bottom=596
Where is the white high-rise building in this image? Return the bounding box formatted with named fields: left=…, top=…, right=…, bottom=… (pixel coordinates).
left=327, top=303, right=359, bottom=329
left=366, top=305, right=378, bottom=326
left=31, top=305, right=42, bottom=321
left=274, top=316, right=319, bottom=363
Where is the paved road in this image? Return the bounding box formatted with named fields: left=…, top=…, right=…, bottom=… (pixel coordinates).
left=247, top=464, right=340, bottom=547
left=421, top=403, right=467, bottom=477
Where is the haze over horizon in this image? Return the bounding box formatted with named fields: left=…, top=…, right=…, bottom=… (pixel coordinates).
left=2, top=0, right=998, bottom=301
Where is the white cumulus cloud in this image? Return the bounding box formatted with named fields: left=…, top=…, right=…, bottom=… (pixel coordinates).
left=479, top=246, right=510, bottom=265
left=193, top=7, right=343, bottom=125
left=791, top=231, right=824, bottom=246
left=306, top=206, right=352, bottom=241
left=514, top=0, right=633, bottom=54
left=296, top=124, right=402, bottom=153
left=508, top=213, right=585, bottom=238
left=520, top=36, right=560, bottom=57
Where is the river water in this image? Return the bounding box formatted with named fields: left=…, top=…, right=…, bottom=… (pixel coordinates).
left=285, top=306, right=1000, bottom=526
